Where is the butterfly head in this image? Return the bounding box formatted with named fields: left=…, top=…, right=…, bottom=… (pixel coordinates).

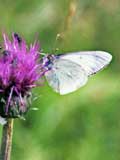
left=42, top=54, right=57, bottom=70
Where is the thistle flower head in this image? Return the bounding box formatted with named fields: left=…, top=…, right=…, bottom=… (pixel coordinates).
left=0, top=33, right=44, bottom=118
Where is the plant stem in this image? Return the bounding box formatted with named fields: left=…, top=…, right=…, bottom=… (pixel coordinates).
left=53, top=0, right=77, bottom=50
left=64, top=0, right=77, bottom=31
left=0, top=119, right=14, bottom=160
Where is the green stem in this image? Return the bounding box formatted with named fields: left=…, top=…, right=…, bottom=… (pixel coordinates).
left=0, top=119, right=14, bottom=160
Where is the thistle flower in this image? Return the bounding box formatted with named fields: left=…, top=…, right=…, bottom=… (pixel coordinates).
left=0, top=33, right=44, bottom=118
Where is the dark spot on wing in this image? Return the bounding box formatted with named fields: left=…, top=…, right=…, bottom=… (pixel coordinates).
left=95, top=54, right=105, bottom=61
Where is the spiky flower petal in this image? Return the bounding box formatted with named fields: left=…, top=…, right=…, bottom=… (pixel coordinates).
left=0, top=33, right=44, bottom=118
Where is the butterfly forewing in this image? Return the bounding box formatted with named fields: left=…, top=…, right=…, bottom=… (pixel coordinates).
left=60, top=51, right=112, bottom=76
left=45, top=59, right=88, bottom=95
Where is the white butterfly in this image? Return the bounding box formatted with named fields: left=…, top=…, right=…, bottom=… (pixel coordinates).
left=43, top=51, right=112, bottom=95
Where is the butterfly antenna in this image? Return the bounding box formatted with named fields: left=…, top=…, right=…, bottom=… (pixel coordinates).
left=52, top=33, right=63, bottom=54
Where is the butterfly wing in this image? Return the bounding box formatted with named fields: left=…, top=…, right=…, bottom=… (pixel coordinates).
left=45, top=59, right=88, bottom=95
left=45, top=51, right=112, bottom=95
left=60, top=51, right=112, bottom=76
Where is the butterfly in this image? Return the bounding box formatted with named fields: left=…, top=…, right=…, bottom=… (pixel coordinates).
left=42, top=51, right=112, bottom=95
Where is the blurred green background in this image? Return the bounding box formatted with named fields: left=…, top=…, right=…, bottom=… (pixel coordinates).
left=0, top=0, right=120, bottom=160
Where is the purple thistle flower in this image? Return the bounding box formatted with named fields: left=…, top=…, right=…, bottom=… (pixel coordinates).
left=0, top=33, right=44, bottom=118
